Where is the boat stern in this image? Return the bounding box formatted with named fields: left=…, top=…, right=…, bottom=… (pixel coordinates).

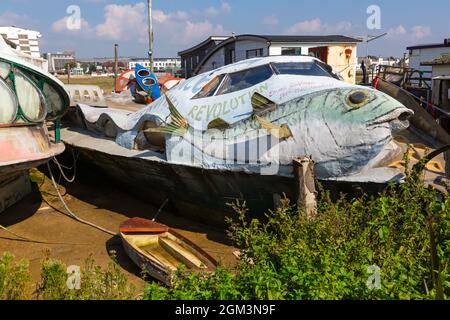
left=0, top=124, right=65, bottom=175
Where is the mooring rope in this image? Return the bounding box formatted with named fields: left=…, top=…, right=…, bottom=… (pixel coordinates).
left=46, top=161, right=117, bottom=236
left=51, top=149, right=78, bottom=183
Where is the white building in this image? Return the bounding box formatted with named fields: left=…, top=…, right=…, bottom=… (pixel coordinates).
left=0, top=26, right=41, bottom=58
left=43, top=51, right=76, bottom=74
left=408, top=39, right=450, bottom=72
left=356, top=56, right=402, bottom=71
left=422, top=55, right=450, bottom=78
left=129, top=58, right=181, bottom=73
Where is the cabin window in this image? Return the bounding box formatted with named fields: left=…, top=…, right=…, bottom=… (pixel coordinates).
left=0, top=79, right=18, bottom=124
left=43, top=82, right=65, bottom=116
left=216, top=64, right=274, bottom=96
left=281, top=47, right=302, bottom=56
left=246, top=49, right=264, bottom=59
left=83, top=90, right=90, bottom=100
left=14, top=71, right=46, bottom=122
left=272, top=62, right=333, bottom=78
left=192, top=74, right=225, bottom=99
left=0, top=60, right=67, bottom=123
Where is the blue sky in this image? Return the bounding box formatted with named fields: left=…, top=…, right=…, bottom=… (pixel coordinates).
left=0, top=0, right=448, bottom=58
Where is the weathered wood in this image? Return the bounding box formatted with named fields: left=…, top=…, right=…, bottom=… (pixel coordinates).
left=293, top=157, right=317, bottom=220
left=120, top=217, right=217, bottom=284
left=0, top=172, right=31, bottom=213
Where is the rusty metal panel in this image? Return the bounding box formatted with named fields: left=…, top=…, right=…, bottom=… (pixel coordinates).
left=0, top=125, right=65, bottom=169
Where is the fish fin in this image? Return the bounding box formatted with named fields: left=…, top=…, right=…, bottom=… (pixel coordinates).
left=251, top=93, right=278, bottom=116
left=255, top=116, right=293, bottom=140
left=144, top=95, right=189, bottom=136
left=207, top=118, right=230, bottom=130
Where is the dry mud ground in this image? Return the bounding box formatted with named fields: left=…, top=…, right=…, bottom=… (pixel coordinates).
left=0, top=165, right=237, bottom=290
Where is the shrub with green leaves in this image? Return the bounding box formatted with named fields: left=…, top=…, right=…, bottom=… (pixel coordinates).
left=144, top=175, right=450, bottom=300
left=0, top=253, right=31, bottom=300
left=36, top=252, right=136, bottom=300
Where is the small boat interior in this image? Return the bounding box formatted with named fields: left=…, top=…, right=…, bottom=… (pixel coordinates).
left=122, top=232, right=213, bottom=272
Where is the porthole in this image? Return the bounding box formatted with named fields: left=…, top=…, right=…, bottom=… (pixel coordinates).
left=0, top=78, right=18, bottom=124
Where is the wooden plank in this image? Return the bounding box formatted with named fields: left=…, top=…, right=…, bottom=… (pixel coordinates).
left=293, top=157, right=317, bottom=221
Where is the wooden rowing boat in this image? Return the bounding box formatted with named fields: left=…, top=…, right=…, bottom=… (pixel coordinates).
left=119, top=217, right=217, bottom=284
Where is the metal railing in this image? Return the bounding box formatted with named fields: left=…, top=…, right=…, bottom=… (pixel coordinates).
left=376, top=65, right=432, bottom=90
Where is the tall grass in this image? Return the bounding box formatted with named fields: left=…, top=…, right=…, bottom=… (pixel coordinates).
left=0, top=251, right=136, bottom=300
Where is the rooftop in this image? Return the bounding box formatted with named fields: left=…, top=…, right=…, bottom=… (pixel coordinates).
left=254, top=34, right=363, bottom=43
left=421, top=55, right=450, bottom=66
left=178, top=36, right=230, bottom=55
left=407, top=39, right=450, bottom=50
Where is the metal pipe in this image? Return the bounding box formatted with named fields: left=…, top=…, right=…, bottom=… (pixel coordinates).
left=114, top=44, right=119, bottom=93
left=147, top=0, right=154, bottom=73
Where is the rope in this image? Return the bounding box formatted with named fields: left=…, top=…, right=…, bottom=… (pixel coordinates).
left=51, top=149, right=78, bottom=183
left=152, top=198, right=169, bottom=222
left=46, top=161, right=117, bottom=236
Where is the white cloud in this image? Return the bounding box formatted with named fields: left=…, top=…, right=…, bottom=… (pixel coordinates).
left=50, top=2, right=231, bottom=53
left=181, top=21, right=227, bottom=45
left=204, top=1, right=231, bottom=18
left=411, top=25, right=431, bottom=39
left=386, top=25, right=431, bottom=41
left=52, top=16, right=92, bottom=34
left=285, top=18, right=352, bottom=34
left=95, top=3, right=148, bottom=41
left=263, top=15, right=279, bottom=26
left=88, top=3, right=227, bottom=45
left=221, top=2, right=232, bottom=14
left=173, top=11, right=190, bottom=20
left=387, top=25, right=407, bottom=38
left=204, top=7, right=220, bottom=18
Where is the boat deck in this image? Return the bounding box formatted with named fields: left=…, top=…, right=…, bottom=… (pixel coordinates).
left=61, top=127, right=166, bottom=162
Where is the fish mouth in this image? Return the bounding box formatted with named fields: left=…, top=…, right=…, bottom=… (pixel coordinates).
left=367, top=107, right=414, bottom=133
left=363, top=107, right=414, bottom=170
left=368, top=107, right=413, bottom=126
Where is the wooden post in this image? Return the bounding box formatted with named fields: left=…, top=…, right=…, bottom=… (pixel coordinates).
left=293, top=157, right=317, bottom=220
left=67, top=64, right=70, bottom=84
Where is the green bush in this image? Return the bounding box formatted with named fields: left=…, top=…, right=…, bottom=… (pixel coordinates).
left=0, top=253, right=31, bottom=300
left=36, top=252, right=136, bottom=300
left=144, top=175, right=450, bottom=300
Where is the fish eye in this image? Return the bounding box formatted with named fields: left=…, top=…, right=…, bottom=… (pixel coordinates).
left=346, top=90, right=369, bottom=109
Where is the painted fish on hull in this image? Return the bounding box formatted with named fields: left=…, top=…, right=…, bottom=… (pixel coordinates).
left=73, top=56, right=413, bottom=182
left=161, top=87, right=412, bottom=180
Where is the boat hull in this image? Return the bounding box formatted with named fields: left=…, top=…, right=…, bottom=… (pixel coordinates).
left=119, top=218, right=217, bottom=284
left=120, top=233, right=170, bottom=284
left=0, top=125, right=65, bottom=213
left=62, top=129, right=387, bottom=227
